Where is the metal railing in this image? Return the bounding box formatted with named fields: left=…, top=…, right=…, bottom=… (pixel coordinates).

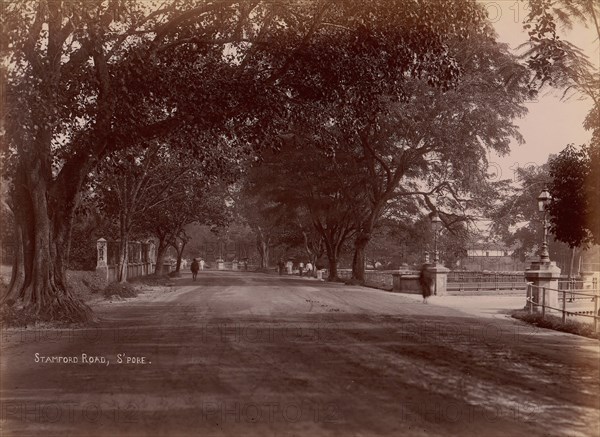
left=558, top=277, right=598, bottom=290
left=526, top=283, right=599, bottom=332
left=447, top=271, right=527, bottom=292
left=448, top=271, right=525, bottom=283
left=447, top=281, right=527, bottom=292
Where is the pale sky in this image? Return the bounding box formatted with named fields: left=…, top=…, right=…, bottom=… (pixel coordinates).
left=483, top=0, right=598, bottom=182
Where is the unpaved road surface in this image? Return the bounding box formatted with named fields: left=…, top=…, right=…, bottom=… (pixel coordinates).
left=1, top=271, right=599, bottom=436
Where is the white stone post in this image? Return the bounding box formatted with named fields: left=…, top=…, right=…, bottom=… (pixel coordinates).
left=96, top=238, right=109, bottom=281
left=148, top=241, right=156, bottom=274
left=96, top=238, right=107, bottom=267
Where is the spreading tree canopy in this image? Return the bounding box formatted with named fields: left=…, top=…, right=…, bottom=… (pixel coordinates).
left=266, top=22, right=532, bottom=281
left=1, top=0, right=494, bottom=320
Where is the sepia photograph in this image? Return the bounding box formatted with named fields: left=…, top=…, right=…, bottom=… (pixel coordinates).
left=0, top=0, right=599, bottom=436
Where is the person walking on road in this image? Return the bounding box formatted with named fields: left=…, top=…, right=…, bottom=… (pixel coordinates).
left=419, top=264, right=432, bottom=304
left=199, top=259, right=205, bottom=270
left=305, top=261, right=313, bottom=277
left=191, top=258, right=200, bottom=281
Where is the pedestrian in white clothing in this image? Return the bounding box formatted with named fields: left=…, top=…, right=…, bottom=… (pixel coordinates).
left=305, top=262, right=313, bottom=276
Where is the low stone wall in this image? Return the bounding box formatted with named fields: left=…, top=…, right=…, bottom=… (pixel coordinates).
left=208, top=261, right=255, bottom=271
left=392, top=273, right=421, bottom=294
left=337, top=270, right=394, bottom=290
left=96, top=238, right=157, bottom=283
left=321, top=268, right=532, bottom=295
left=97, top=262, right=156, bottom=283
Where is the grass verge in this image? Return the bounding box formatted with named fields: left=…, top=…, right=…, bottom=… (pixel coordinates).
left=512, top=309, right=599, bottom=340
left=103, top=282, right=138, bottom=299
left=130, top=273, right=176, bottom=287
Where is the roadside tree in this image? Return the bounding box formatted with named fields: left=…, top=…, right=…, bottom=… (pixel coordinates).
left=489, top=162, right=578, bottom=275
left=241, top=146, right=359, bottom=280
left=138, top=179, right=231, bottom=275
left=548, top=144, right=599, bottom=248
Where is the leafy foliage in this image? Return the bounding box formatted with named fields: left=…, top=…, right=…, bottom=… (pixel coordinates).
left=522, top=0, right=600, bottom=142
left=276, top=21, right=531, bottom=279
left=548, top=144, right=599, bottom=247
left=490, top=164, right=551, bottom=258
left=241, top=144, right=360, bottom=277
left=489, top=160, right=576, bottom=273
left=68, top=202, right=113, bottom=270
left=488, top=0, right=600, bottom=267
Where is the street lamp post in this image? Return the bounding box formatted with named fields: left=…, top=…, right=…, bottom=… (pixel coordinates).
left=524, top=187, right=560, bottom=315
left=430, top=212, right=442, bottom=264
left=537, top=188, right=552, bottom=263
left=425, top=211, right=449, bottom=296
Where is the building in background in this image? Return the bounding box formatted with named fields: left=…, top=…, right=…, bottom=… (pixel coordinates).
left=458, top=242, right=525, bottom=272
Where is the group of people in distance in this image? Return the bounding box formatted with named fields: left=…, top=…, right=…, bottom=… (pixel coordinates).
left=191, top=255, right=431, bottom=299
left=190, top=258, right=251, bottom=280
left=277, top=259, right=314, bottom=277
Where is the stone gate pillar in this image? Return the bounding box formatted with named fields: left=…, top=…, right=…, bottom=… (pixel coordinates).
left=525, top=261, right=561, bottom=314
left=580, top=271, right=599, bottom=290
left=425, top=263, right=450, bottom=296
left=148, top=241, right=156, bottom=263
left=96, top=238, right=108, bottom=281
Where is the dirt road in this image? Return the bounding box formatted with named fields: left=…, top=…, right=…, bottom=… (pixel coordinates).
left=1, top=271, right=598, bottom=436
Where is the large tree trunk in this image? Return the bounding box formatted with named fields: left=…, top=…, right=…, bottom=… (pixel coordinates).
left=315, top=223, right=353, bottom=282
left=302, top=230, right=322, bottom=277
left=3, top=156, right=93, bottom=323
left=256, top=227, right=270, bottom=269
left=323, top=239, right=340, bottom=281
left=2, top=19, right=115, bottom=323
left=327, top=257, right=339, bottom=281
left=261, top=244, right=270, bottom=268
left=568, top=247, right=576, bottom=279
left=117, top=240, right=129, bottom=283
left=116, top=221, right=129, bottom=283
left=351, top=231, right=370, bottom=284
left=154, top=239, right=168, bottom=275
left=117, top=207, right=132, bottom=283
left=174, top=240, right=187, bottom=273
